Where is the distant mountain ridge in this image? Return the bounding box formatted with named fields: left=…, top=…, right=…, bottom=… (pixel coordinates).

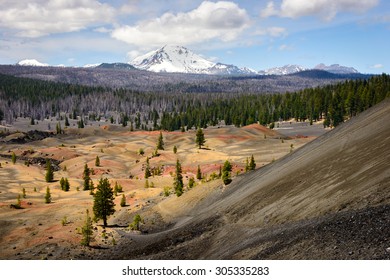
left=15, top=45, right=360, bottom=76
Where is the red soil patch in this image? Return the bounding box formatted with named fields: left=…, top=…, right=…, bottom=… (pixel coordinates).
left=242, top=123, right=279, bottom=136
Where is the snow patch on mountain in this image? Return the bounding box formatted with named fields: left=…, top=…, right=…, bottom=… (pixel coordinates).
left=130, top=45, right=256, bottom=75
left=17, top=59, right=49, bottom=67
left=259, top=64, right=308, bottom=75
left=314, top=63, right=359, bottom=74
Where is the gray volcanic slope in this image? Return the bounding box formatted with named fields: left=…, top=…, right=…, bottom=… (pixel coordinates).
left=100, top=99, right=390, bottom=260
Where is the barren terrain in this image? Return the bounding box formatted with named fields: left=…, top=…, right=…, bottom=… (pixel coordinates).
left=0, top=119, right=319, bottom=259
left=1, top=99, right=389, bottom=260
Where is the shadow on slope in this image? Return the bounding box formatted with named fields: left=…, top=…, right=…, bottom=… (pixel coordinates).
left=101, top=99, right=390, bottom=260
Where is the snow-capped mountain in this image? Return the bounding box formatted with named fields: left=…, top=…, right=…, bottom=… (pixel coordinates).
left=17, top=59, right=49, bottom=67
left=259, top=64, right=308, bottom=75
left=130, top=45, right=256, bottom=75
left=314, top=63, right=359, bottom=74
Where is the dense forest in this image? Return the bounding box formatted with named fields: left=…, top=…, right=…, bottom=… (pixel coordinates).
left=0, top=73, right=389, bottom=131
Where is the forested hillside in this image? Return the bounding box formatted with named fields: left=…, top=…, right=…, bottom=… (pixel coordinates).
left=0, top=73, right=389, bottom=130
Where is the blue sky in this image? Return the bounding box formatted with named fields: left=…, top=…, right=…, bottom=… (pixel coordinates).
left=0, top=0, right=389, bottom=73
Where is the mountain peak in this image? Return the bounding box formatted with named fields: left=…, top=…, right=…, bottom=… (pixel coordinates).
left=17, top=59, right=49, bottom=67
left=130, top=45, right=215, bottom=74
left=259, top=64, right=308, bottom=75
left=314, top=63, right=359, bottom=74
left=130, top=45, right=257, bottom=75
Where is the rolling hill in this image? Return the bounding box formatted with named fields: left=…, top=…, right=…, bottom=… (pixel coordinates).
left=102, top=98, right=390, bottom=260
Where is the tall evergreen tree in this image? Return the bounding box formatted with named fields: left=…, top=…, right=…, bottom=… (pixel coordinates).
left=45, top=159, right=54, bottom=182
left=83, top=164, right=91, bottom=190
left=95, top=155, right=100, bottom=167
left=81, top=209, right=94, bottom=246
left=195, top=128, right=206, bottom=149
left=196, top=165, right=202, bottom=180
left=156, top=131, right=164, bottom=150
left=11, top=152, right=16, bottom=164
left=249, top=155, right=256, bottom=171
left=65, top=116, right=70, bottom=127
left=222, top=160, right=232, bottom=185
left=44, top=186, right=51, bottom=203
left=174, top=159, right=184, bottom=197
left=144, top=157, right=151, bottom=179
left=93, top=178, right=115, bottom=228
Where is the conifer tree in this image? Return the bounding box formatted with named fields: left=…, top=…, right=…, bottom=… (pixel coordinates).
left=65, top=116, right=70, bottom=127
left=81, top=209, right=94, bottom=246
left=173, top=145, right=177, bottom=154
left=64, top=178, right=70, bottom=192
left=195, top=128, right=206, bottom=149
left=249, top=155, right=256, bottom=171
left=196, top=165, right=202, bottom=180
left=174, top=159, right=184, bottom=197
left=156, top=131, right=164, bottom=150
left=93, top=178, right=115, bottom=228
left=60, top=177, right=65, bottom=190
left=83, top=164, right=91, bottom=190
left=95, top=155, right=100, bottom=167
left=44, top=186, right=51, bottom=203
left=144, top=157, right=151, bottom=179
left=11, top=152, right=16, bottom=164
left=222, top=160, right=232, bottom=185
left=45, top=159, right=54, bottom=182
left=120, top=194, right=126, bottom=207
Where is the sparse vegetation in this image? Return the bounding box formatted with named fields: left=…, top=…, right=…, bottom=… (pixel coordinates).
left=222, top=160, right=232, bottom=185
left=11, top=152, right=16, bottom=164
left=120, top=194, right=126, bottom=207
left=174, top=159, right=184, bottom=197
left=195, top=128, right=206, bottom=149
left=80, top=209, right=93, bottom=246
left=95, top=155, right=100, bottom=167
left=129, top=214, right=142, bottom=231
left=83, top=164, right=91, bottom=191
left=44, top=187, right=51, bottom=204
left=45, top=159, right=54, bottom=182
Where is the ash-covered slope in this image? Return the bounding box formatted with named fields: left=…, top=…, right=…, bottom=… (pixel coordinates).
left=105, top=99, right=390, bottom=260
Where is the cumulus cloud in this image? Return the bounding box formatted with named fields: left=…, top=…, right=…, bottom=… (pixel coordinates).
left=0, top=0, right=115, bottom=37
left=111, top=1, right=250, bottom=48
left=261, top=0, right=379, bottom=20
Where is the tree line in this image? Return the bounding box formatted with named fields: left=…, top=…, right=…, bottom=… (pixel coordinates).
left=0, top=73, right=389, bottom=130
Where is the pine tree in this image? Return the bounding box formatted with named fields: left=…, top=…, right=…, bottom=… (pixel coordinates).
left=173, top=145, right=177, bottom=154
left=249, top=155, right=256, bottom=171
left=174, top=159, right=184, bottom=197
left=196, top=165, right=202, bottom=180
left=22, top=188, right=26, bottom=198
left=81, top=209, right=94, bottom=246
left=60, top=177, right=65, bottom=190
left=188, top=177, right=195, bottom=189
left=83, top=164, right=91, bottom=190
left=129, top=214, right=142, bottom=231
left=64, top=178, right=70, bottom=192
left=44, top=186, right=51, bottom=204
left=95, top=155, right=100, bottom=167
left=144, top=157, right=151, bottom=179
left=195, top=128, right=206, bottom=149
left=222, top=160, right=232, bottom=185
left=65, top=116, right=70, bottom=127
left=120, top=194, right=126, bottom=207
left=11, top=152, right=16, bottom=164
left=45, top=159, right=54, bottom=182
left=156, top=131, right=164, bottom=150
left=93, top=178, right=115, bottom=228
left=56, top=122, right=62, bottom=134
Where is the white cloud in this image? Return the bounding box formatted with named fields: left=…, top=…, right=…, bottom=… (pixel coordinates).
left=261, top=0, right=379, bottom=20
left=279, top=44, right=293, bottom=51
left=370, top=64, right=384, bottom=69
left=0, top=0, right=115, bottom=37
left=111, top=1, right=250, bottom=48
